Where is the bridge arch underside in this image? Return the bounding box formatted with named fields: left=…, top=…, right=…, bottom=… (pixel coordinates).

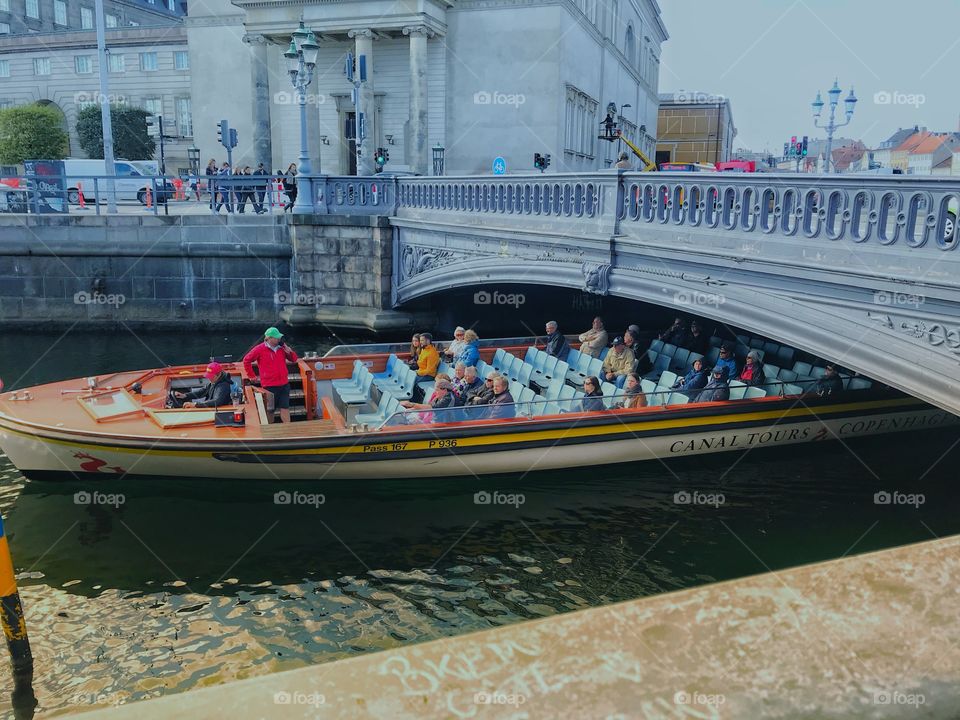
left=395, top=251, right=960, bottom=417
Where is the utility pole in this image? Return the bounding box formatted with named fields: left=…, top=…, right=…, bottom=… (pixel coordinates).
left=94, top=0, right=116, bottom=213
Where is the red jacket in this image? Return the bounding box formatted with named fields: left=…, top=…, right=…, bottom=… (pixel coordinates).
left=243, top=342, right=298, bottom=387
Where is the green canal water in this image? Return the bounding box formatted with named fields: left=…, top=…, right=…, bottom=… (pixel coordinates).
left=0, top=330, right=957, bottom=717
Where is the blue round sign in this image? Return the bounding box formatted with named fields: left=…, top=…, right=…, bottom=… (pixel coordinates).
left=492, top=156, right=506, bottom=175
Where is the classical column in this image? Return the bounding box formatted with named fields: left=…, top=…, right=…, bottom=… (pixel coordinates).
left=403, top=25, right=433, bottom=176
left=242, top=34, right=273, bottom=169
left=348, top=28, right=375, bottom=175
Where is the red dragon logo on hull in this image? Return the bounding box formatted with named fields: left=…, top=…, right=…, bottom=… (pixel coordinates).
left=73, top=452, right=126, bottom=474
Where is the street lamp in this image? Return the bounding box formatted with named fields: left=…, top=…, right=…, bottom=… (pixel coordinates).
left=284, top=20, right=320, bottom=212
left=812, top=78, right=857, bottom=173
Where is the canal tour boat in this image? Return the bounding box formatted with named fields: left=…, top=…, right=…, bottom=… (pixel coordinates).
left=0, top=335, right=954, bottom=481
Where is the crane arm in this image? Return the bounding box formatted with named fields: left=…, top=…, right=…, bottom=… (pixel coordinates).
left=618, top=133, right=657, bottom=172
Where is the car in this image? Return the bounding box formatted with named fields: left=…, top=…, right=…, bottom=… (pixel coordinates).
left=62, top=158, right=174, bottom=205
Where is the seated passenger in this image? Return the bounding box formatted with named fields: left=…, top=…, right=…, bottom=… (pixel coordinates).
left=615, top=373, right=647, bottom=409
left=457, top=365, right=484, bottom=400
left=659, top=316, right=689, bottom=347
left=578, top=316, right=608, bottom=359
left=714, top=345, right=738, bottom=380
left=466, top=372, right=497, bottom=406
left=400, top=379, right=456, bottom=423
left=686, top=320, right=710, bottom=356
left=175, top=362, right=234, bottom=408
left=578, top=376, right=606, bottom=412
left=814, top=363, right=844, bottom=397
left=623, top=325, right=642, bottom=356
left=603, top=336, right=636, bottom=389
left=415, top=333, right=441, bottom=396
left=406, top=333, right=422, bottom=370
left=443, top=326, right=467, bottom=362
left=544, top=321, right=571, bottom=361
left=486, top=375, right=516, bottom=420
left=674, top=358, right=709, bottom=395
left=737, top=350, right=765, bottom=387
left=694, top=368, right=730, bottom=403
left=454, top=329, right=480, bottom=367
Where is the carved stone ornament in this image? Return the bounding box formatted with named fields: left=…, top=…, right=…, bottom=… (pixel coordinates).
left=582, top=262, right=612, bottom=295
left=400, top=244, right=460, bottom=280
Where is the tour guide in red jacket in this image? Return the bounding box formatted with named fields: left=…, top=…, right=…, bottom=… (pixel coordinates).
left=243, top=327, right=299, bottom=423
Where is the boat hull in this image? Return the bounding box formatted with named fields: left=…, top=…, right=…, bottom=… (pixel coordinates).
left=1, top=401, right=954, bottom=481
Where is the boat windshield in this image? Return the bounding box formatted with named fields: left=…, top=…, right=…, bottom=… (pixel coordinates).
left=77, top=389, right=141, bottom=421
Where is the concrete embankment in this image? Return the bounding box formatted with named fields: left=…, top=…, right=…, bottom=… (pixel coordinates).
left=0, top=214, right=428, bottom=331
left=76, top=535, right=960, bottom=719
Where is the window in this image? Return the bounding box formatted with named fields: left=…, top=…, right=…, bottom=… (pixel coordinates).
left=54, top=0, right=67, bottom=25
left=625, top=24, right=635, bottom=66
left=80, top=6, right=93, bottom=28
left=140, top=52, right=158, bottom=71
left=75, top=55, right=93, bottom=73
left=25, top=0, right=39, bottom=18
left=33, top=58, right=51, bottom=76
left=175, top=96, right=192, bottom=136
left=143, top=97, right=162, bottom=116
left=564, top=85, right=598, bottom=159
left=173, top=51, right=189, bottom=70
left=0, top=60, right=9, bottom=78
left=0, top=0, right=8, bottom=12
left=0, top=22, right=9, bottom=34
left=167, top=0, right=175, bottom=11
left=108, top=53, right=124, bottom=72
left=105, top=13, right=118, bottom=27
left=0, top=100, right=13, bottom=110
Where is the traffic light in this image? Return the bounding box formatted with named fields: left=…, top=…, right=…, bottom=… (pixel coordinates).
left=217, top=119, right=229, bottom=148
left=534, top=153, right=543, bottom=171
left=542, top=153, right=551, bottom=170
left=229, top=128, right=238, bottom=149
left=374, top=147, right=388, bottom=168
left=802, top=136, right=809, bottom=156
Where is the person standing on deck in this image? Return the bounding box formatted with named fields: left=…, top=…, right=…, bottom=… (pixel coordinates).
left=243, top=327, right=298, bottom=423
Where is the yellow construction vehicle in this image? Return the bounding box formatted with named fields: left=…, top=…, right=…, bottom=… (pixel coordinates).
left=598, top=113, right=657, bottom=172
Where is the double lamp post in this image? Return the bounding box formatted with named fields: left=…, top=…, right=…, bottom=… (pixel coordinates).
left=284, top=21, right=320, bottom=212
left=812, top=79, right=857, bottom=174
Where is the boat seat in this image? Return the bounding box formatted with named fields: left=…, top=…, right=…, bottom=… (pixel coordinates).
left=793, top=361, right=813, bottom=377
left=778, top=369, right=798, bottom=383
left=532, top=354, right=559, bottom=383
left=775, top=347, right=794, bottom=367
left=728, top=380, right=747, bottom=400
left=847, top=377, right=872, bottom=391
left=646, top=391, right=667, bottom=407
left=763, top=364, right=781, bottom=380
left=659, top=370, right=679, bottom=389
left=749, top=338, right=764, bottom=349
left=709, top=336, right=724, bottom=348
left=355, top=393, right=401, bottom=426
left=810, top=366, right=828, bottom=379
left=493, top=348, right=508, bottom=372
left=565, top=348, right=582, bottom=370
left=558, top=384, right=576, bottom=402
left=600, top=381, right=618, bottom=408
left=332, top=360, right=365, bottom=390
left=705, top=347, right=721, bottom=366
left=640, top=379, right=657, bottom=395
left=524, top=346, right=538, bottom=365
left=743, top=386, right=767, bottom=400
left=780, top=383, right=803, bottom=396
left=667, top=392, right=690, bottom=406
left=598, top=346, right=610, bottom=360
left=475, top=360, right=492, bottom=379
left=644, top=355, right=671, bottom=380
left=337, top=369, right=374, bottom=405
left=650, top=339, right=664, bottom=353
left=672, top=348, right=690, bottom=370
left=661, top=343, right=677, bottom=358
left=763, top=341, right=780, bottom=356
left=736, top=334, right=751, bottom=346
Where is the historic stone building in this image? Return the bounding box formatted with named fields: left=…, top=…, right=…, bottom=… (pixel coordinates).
left=655, top=91, right=737, bottom=167
left=187, top=0, right=668, bottom=176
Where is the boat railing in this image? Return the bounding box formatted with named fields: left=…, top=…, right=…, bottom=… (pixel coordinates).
left=321, top=335, right=555, bottom=358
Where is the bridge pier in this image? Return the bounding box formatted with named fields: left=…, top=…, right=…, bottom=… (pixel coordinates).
left=283, top=214, right=434, bottom=333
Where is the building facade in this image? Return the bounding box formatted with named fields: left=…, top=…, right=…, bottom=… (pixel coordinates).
left=654, top=91, right=736, bottom=166
left=0, top=0, right=181, bottom=35
left=187, top=0, right=668, bottom=176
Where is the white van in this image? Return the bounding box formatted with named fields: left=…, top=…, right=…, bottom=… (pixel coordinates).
left=62, top=158, right=173, bottom=205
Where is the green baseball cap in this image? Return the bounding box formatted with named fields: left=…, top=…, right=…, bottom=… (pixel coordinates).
left=264, top=327, right=283, bottom=339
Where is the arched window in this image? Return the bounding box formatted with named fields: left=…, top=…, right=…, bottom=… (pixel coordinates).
left=625, top=24, right=635, bottom=65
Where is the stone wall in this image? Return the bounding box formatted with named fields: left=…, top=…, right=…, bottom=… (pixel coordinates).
left=0, top=215, right=291, bottom=328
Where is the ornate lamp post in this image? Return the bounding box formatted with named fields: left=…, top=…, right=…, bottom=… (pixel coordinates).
left=284, top=21, right=320, bottom=212
left=812, top=79, right=857, bottom=173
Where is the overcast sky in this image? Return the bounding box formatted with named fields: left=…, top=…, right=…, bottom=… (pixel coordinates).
left=659, top=0, right=960, bottom=152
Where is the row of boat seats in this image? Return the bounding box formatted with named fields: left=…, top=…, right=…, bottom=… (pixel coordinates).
left=355, top=392, right=401, bottom=427
left=372, top=361, right=416, bottom=401
left=561, top=348, right=605, bottom=388
left=333, top=361, right=376, bottom=406
left=521, top=347, right=571, bottom=387
left=643, top=349, right=705, bottom=381
left=492, top=349, right=535, bottom=387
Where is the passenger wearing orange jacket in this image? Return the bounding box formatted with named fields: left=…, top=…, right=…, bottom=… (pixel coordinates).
left=414, top=332, right=440, bottom=401
left=243, top=326, right=298, bottom=423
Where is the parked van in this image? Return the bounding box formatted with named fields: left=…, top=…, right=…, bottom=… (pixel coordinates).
left=62, top=159, right=173, bottom=205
